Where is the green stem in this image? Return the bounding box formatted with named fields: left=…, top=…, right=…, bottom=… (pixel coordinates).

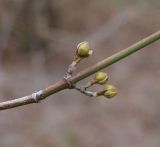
left=72, top=30, right=160, bottom=82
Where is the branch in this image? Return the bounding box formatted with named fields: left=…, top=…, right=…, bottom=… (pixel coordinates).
left=0, top=30, right=160, bottom=110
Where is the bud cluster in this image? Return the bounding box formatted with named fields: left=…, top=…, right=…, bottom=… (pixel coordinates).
left=64, top=41, right=118, bottom=99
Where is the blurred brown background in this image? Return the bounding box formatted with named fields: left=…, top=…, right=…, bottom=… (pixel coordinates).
left=0, top=0, right=160, bottom=147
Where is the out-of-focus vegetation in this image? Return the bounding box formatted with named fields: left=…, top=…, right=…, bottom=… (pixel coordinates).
left=0, top=0, right=160, bottom=147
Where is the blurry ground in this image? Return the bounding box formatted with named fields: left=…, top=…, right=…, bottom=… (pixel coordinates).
left=0, top=0, right=160, bottom=147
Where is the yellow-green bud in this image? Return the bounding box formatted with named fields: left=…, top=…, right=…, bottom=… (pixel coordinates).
left=104, top=85, right=117, bottom=99
left=95, top=72, right=108, bottom=84
left=77, top=41, right=93, bottom=57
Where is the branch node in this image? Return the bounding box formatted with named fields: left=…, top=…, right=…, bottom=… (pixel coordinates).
left=63, top=77, right=75, bottom=89
left=31, top=90, right=43, bottom=103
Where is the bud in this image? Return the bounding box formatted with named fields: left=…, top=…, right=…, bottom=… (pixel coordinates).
left=103, top=85, right=117, bottom=99
left=95, top=72, right=108, bottom=84
left=76, top=41, right=93, bottom=57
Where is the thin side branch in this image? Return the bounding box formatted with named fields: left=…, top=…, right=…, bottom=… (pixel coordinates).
left=0, top=30, right=160, bottom=110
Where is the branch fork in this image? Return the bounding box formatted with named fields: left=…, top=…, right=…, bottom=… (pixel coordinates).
left=64, top=41, right=117, bottom=98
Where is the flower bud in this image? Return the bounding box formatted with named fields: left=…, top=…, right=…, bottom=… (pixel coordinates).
left=76, top=41, right=93, bottom=57
left=95, top=72, right=108, bottom=84
left=103, top=85, right=117, bottom=99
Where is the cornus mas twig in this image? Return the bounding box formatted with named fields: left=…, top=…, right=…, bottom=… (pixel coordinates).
left=0, top=30, right=160, bottom=110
